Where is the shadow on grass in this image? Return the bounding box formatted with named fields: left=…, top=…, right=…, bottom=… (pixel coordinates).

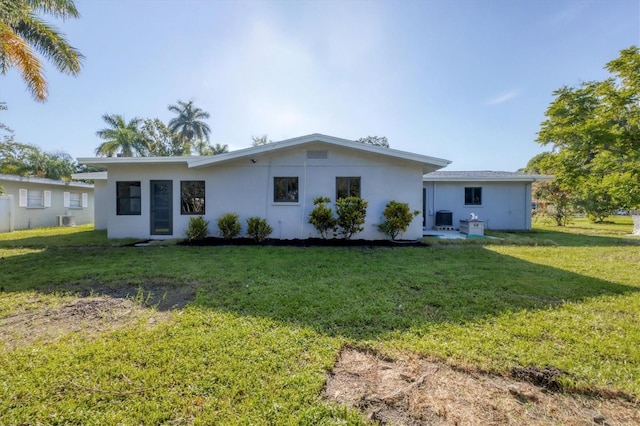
left=2, top=240, right=638, bottom=341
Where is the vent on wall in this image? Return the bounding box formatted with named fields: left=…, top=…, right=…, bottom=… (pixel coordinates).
left=307, top=150, right=328, bottom=160
left=57, top=215, right=76, bottom=227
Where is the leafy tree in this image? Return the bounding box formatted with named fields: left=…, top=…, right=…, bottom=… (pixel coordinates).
left=251, top=134, right=272, bottom=146
left=0, top=0, right=83, bottom=101
left=356, top=136, right=389, bottom=148
left=523, top=152, right=575, bottom=226
left=140, top=118, right=186, bottom=156
left=95, top=114, right=149, bottom=157
left=335, top=196, right=368, bottom=239
left=537, top=46, right=640, bottom=223
left=0, top=140, right=76, bottom=179
left=168, top=100, right=211, bottom=154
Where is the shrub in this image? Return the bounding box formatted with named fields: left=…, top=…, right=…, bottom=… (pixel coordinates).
left=308, top=196, right=337, bottom=239
left=246, top=216, right=273, bottom=243
left=184, top=216, right=210, bottom=241
left=335, top=196, right=368, bottom=239
left=217, top=212, right=241, bottom=240
left=377, top=201, right=420, bottom=240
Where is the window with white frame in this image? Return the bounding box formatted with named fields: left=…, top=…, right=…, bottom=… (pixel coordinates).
left=64, top=192, right=88, bottom=209
left=19, top=189, right=51, bottom=208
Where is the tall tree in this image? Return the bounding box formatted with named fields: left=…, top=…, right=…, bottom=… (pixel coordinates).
left=537, top=46, right=640, bottom=228
left=95, top=114, right=149, bottom=157
left=167, top=100, right=211, bottom=155
left=356, top=136, right=389, bottom=148
left=141, top=118, right=183, bottom=156
left=0, top=0, right=83, bottom=101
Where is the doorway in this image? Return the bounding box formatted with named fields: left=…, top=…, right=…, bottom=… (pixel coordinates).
left=150, top=180, right=172, bottom=235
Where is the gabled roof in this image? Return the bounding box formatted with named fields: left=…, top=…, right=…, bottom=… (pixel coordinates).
left=0, top=173, right=94, bottom=189
left=423, top=170, right=553, bottom=182
left=78, top=133, right=452, bottom=174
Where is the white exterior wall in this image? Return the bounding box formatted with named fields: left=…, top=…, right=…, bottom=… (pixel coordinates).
left=424, top=181, right=533, bottom=231
left=93, top=180, right=108, bottom=230
left=0, top=195, right=14, bottom=232
left=0, top=178, right=95, bottom=230
left=105, top=144, right=425, bottom=240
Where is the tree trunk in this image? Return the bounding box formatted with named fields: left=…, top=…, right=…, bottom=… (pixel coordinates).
left=632, top=211, right=640, bottom=236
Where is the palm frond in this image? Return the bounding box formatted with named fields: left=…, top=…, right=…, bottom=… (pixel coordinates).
left=14, top=16, right=83, bottom=74
left=0, top=22, right=47, bottom=100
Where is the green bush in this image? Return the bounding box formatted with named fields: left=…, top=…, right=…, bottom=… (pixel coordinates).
left=184, top=216, right=210, bottom=241
left=335, top=196, right=368, bottom=239
left=377, top=201, right=420, bottom=240
left=217, top=213, right=241, bottom=240
left=308, top=196, right=337, bottom=239
left=246, top=217, right=273, bottom=243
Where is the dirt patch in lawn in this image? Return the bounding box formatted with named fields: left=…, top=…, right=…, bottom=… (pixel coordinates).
left=324, top=347, right=640, bottom=425
left=0, top=295, right=168, bottom=351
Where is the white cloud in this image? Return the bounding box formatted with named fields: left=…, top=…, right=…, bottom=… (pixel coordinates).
left=486, top=89, right=521, bottom=105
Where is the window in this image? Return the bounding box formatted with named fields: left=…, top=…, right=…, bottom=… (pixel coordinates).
left=274, top=177, right=298, bottom=202
left=336, top=177, right=361, bottom=200
left=465, top=187, right=482, bottom=205
left=181, top=181, right=205, bottom=214
left=117, top=181, right=141, bottom=215
left=18, top=189, right=51, bottom=208
left=64, top=192, right=88, bottom=209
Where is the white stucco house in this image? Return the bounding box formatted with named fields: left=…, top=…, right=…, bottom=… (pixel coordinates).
left=76, top=133, right=549, bottom=240
left=0, top=173, right=94, bottom=232
left=77, top=134, right=451, bottom=240
left=422, top=171, right=551, bottom=232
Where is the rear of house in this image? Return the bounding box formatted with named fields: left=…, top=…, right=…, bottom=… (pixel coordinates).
left=423, top=171, right=551, bottom=231
left=79, top=134, right=451, bottom=240
left=0, top=174, right=94, bottom=232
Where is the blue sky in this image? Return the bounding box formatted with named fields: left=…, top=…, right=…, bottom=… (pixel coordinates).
left=1, top=0, right=639, bottom=171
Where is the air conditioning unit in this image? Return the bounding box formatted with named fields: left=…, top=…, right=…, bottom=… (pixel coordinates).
left=57, top=215, right=76, bottom=227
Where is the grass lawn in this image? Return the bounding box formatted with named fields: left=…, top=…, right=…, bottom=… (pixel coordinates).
left=0, top=218, right=639, bottom=424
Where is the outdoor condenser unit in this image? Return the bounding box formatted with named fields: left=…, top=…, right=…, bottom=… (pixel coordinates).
left=57, top=215, right=76, bottom=227
left=435, top=210, right=453, bottom=227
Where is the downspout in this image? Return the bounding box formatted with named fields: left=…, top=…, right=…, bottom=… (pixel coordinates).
left=301, top=154, right=307, bottom=239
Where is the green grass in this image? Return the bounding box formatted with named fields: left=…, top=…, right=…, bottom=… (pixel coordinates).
left=0, top=217, right=639, bottom=424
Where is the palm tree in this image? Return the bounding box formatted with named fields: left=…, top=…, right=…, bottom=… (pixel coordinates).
left=167, top=100, right=211, bottom=154
left=0, top=0, right=83, bottom=101
left=211, top=143, right=229, bottom=155
left=95, top=114, right=149, bottom=157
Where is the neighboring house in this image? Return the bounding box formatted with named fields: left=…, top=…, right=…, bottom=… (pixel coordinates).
left=423, top=171, right=552, bottom=231
left=77, top=134, right=451, bottom=240
left=0, top=174, right=94, bottom=232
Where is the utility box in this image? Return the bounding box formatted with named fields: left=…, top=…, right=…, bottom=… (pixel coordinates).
left=459, top=220, right=484, bottom=236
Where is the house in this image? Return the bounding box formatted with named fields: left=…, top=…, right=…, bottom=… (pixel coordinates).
left=423, top=171, right=552, bottom=231
left=77, top=133, right=451, bottom=240
left=0, top=173, right=95, bottom=232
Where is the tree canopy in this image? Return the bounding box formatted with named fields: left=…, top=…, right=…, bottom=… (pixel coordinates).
left=356, top=136, right=389, bottom=148
left=95, top=114, right=149, bottom=157
left=0, top=0, right=83, bottom=101
left=167, top=100, right=211, bottom=153
left=1, top=140, right=76, bottom=180
left=536, top=45, right=640, bottom=219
